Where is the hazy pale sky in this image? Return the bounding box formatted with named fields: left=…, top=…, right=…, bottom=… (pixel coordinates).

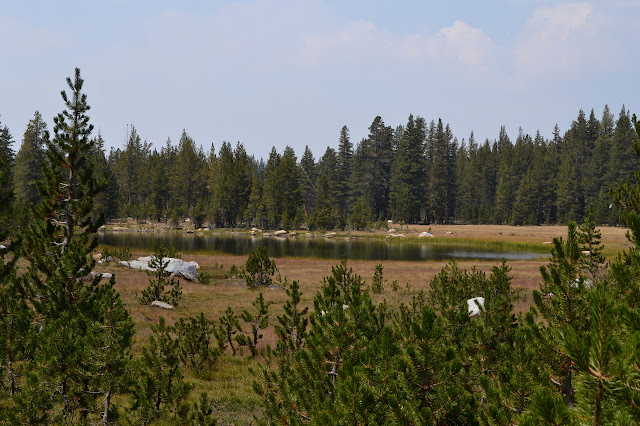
left=1, top=0, right=638, bottom=159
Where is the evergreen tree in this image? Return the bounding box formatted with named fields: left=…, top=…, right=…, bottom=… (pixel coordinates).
left=17, top=68, right=134, bottom=422
left=132, top=317, right=192, bottom=422
left=138, top=245, right=183, bottom=306
left=428, top=119, right=456, bottom=223
left=493, top=126, right=515, bottom=224
left=312, top=173, right=336, bottom=230
left=0, top=121, right=14, bottom=226
left=336, top=125, right=353, bottom=219
left=173, top=130, right=207, bottom=217
left=530, top=222, right=588, bottom=407
left=389, top=114, right=427, bottom=223
left=299, top=145, right=317, bottom=219
left=13, top=111, right=47, bottom=227
left=351, top=116, right=393, bottom=220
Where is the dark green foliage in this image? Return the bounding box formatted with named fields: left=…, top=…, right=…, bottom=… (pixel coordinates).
left=371, top=263, right=384, bottom=293
left=215, top=307, right=241, bottom=356
left=172, top=313, right=220, bottom=374
left=236, top=293, right=272, bottom=357
left=428, top=119, right=457, bottom=223
left=13, top=111, right=47, bottom=228
left=275, top=280, right=308, bottom=354
left=132, top=317, right=192, bottom=422
left=101, top=246, right=132, bottom=262
left=389, top=115, right=427, bottom=223
left=261, top=146, right=301, bottom=229
left=578, top=206, right=606, bottom=279
left=243, top=245, right=277, bottom=288
left=139, top=245, right=183, bottom=306
left=520, top=388, right=575, bottom=426
left=255, top=259, right=486, bottom=424
left=349, top=194, right=372, bottom=230
left=15, top=68, right=134, bottom=423
left=188, top=392, right=218, bottom=426
left=311, top=173, right=335, bottom=230
left=531, top=222, right=587, bottom=406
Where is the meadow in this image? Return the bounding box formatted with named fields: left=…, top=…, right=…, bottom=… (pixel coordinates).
left=95, top=223, right=631, bottom=423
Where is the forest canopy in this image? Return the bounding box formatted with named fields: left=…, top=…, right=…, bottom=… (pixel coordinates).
left=2, top=105, right=638, bottom=232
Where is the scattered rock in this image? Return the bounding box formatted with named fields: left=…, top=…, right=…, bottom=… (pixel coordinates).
left=305, top=233, right=314, bottom=238
left=151, top=300, right=174, bottom=309
left=274, top=230, right=288, bottom=236
left=119, top=256, right=198, bottom=281
left=446, top=231, right=453, bottom=235
left=81, top=272, right=113, bottom=281
left=263, top=232, right=272, bottom=237
left=0, top=244, right=7, bottom=250
left=387, top=233, right=405, bottom=238
left=252, top=227, right=263, bottom=232
left=467, top=297, right=485, bottom=317
left=324, top=232, right=337, bottom=238
left=418, top=232, right=434, bottom=238
left=387, top=228, right=397, bottom=233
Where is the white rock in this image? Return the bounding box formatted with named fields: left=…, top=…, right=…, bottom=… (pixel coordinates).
left=324, top=232, right=337, bottom=238
left=418, top=232, right=434, bottom=238
left=263, top=232, right=272, bottom=237
left=0, top=244, right=6, bottom=250
left=274, top=230, right=288, bottom=236
left=151, top=301, right=174, bottom=309
left=252, top=227, right=262, bottom=232
left=119, top=256, right=198, bottom=281
left=467, top=297, right=485, bottom=317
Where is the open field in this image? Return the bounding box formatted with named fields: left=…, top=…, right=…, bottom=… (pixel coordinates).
left=93, top=223, right=632, bottom=423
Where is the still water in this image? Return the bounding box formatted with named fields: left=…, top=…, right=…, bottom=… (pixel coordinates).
left=98, top=232, right=544, bottom=262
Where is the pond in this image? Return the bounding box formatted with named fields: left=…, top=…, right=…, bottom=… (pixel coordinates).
left=98, top=232, right=546, bottom=262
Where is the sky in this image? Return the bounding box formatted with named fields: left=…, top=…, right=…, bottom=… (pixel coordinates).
left=1, top=0, right=638, bottom=160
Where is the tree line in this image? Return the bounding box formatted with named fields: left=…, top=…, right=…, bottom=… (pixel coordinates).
left=2, top=105, right=637, bottom=231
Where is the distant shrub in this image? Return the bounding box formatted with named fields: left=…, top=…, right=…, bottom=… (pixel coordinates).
left=242, top=245, right=277, bottom=288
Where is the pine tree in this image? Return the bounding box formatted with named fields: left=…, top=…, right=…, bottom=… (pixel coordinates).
left=312, top=173, right=335, bottom=230
left=351, top=117, right=393, bottom=220
left=299, top=145, right=317, bottom=218
left=132, top=317, right=192, bottom=422
left=428, top=120, right=456, bottom=223
left=138, top=245, right=183, bottom=306
left=389, top=114, right=427, bottom=223
left=13, top=111, right=47, bottom=227
left=0, top=121, right=14, bottom=227
left=274, top=280, right=308, bottom=354
left=530, top=222, right=588, bottom=407
left=336, top=125, right=353, bottom=219
left=17, top=68, right=134, bottom=422
left=236, top=293, right=272, bottom=357
left=172, top=313, right=220, bottom=374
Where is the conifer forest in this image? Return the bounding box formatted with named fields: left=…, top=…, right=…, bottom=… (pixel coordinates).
left=2, top=69, right=640, bottom=424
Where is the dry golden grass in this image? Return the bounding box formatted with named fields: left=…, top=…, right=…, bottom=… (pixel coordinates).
left=93, top=222, right=632, bottom=422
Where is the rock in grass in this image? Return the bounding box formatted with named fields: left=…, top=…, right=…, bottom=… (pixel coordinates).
left=151, top=300, right=174, bottom=309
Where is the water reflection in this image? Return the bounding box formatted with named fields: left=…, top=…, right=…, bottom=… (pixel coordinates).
left=98, top=232, right=544, bottom=262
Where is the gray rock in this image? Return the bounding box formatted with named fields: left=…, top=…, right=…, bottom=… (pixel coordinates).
left=119, top=256, right=198, bottom=281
